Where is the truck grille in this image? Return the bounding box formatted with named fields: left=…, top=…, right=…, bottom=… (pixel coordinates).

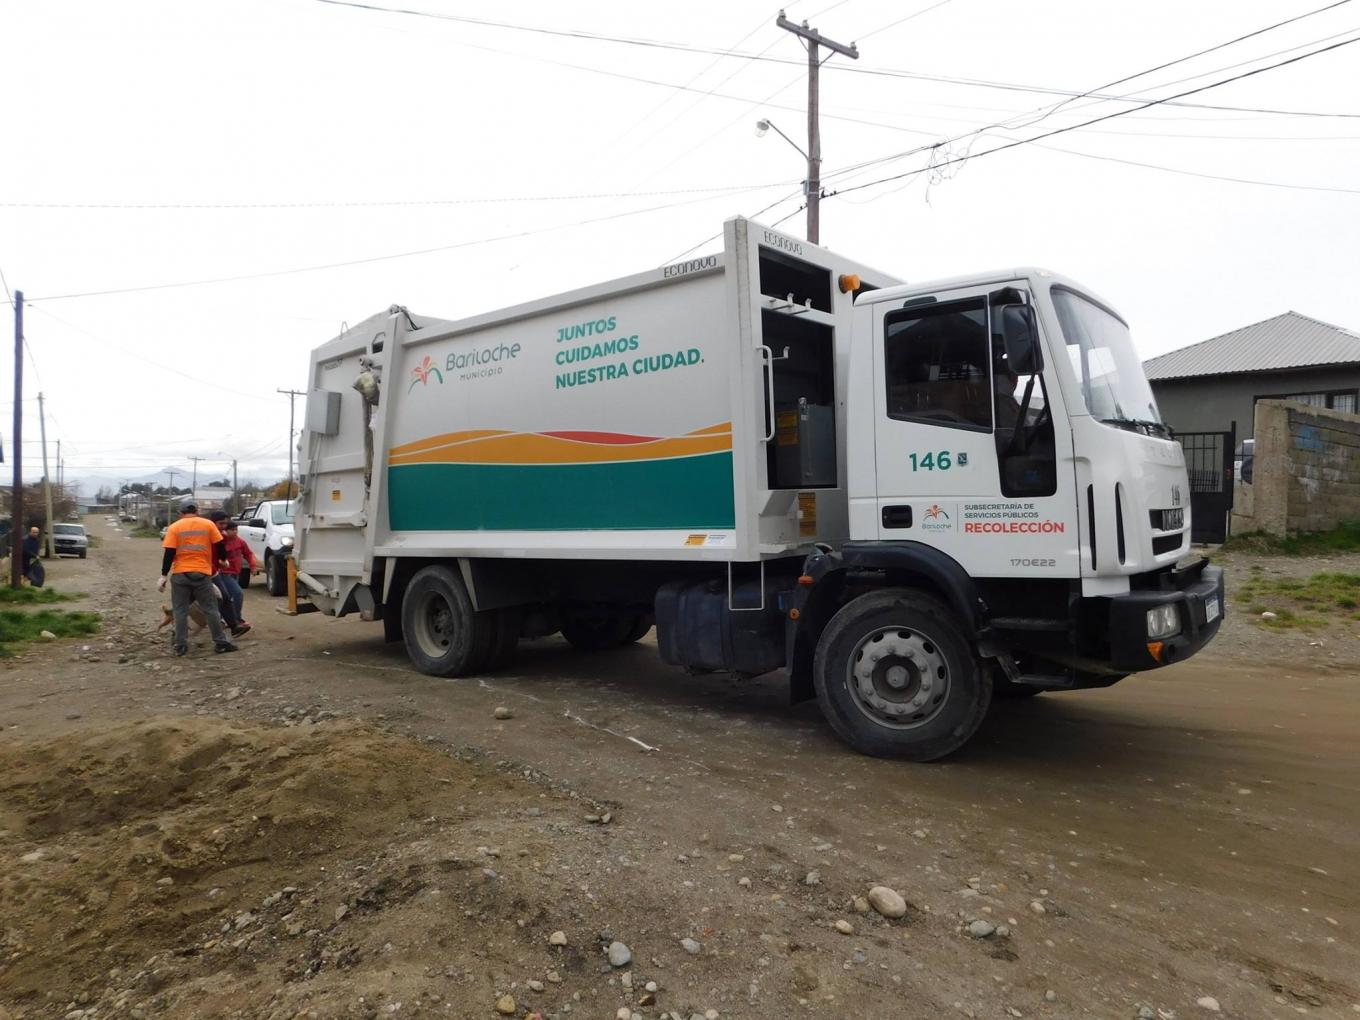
left=1150, top=508, right=1184, bottom=532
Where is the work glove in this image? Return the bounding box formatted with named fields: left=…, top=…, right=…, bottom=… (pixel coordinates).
left=157, top=575, right=168, bottom=593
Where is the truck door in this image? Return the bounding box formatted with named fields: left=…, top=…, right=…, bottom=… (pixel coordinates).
left=239, top=503, right=267, bottom=564
left=871, top=285, right=1078, bottom=577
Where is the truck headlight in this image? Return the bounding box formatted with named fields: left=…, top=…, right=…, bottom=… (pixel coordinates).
left=281, top=536, right=295, bottom=548
left=1146, top=604, right=1181, bottom=639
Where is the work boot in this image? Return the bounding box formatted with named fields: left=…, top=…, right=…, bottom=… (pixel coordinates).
left=231, top=623, right=252, bottom=637
left=174, top=644, right=188, bottom=657
left=214, top=641, right=239, bottom=654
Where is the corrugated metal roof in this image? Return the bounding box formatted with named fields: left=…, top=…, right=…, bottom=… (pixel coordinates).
left=1143, top=311, right=1360, bottom=381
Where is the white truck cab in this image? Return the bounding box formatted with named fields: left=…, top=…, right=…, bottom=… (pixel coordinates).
left=291, top=218, right=1221, bottom=761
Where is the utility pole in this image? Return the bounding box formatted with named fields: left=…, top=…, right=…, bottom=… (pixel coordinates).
left=164, top=467, right=179, bottom=525
left=37, top=393, right=54, bottom=558
left=188, top=454, right=202, bottom=498
left=278, top=388, right=305, bottom=499
left=9, top=290, right=22, bottom=589
left=232, top=458, right=238, bottom=513
left=775, top=10, right=858, bottom=244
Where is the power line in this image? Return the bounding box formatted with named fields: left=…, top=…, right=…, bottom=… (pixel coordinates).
left=24, top=181, right=793, bottom=303
left=0, top=180, right=787, bottom=211
left=1030, top=140, right=1360, bottom=194
left=309, top=0, right=1360, bottom=119
left=24, top=304, right=277, bottom=401
left=856, top=0, right=952, bottom=43
left=1007, top=0, right=1355, bottom=132
left=828, top=34, right=1360, bottom=201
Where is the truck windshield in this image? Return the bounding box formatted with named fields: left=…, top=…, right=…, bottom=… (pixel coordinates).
left=271, top=502, right=296, bottom=524
left=1051, top=288, right=1167, bottom=436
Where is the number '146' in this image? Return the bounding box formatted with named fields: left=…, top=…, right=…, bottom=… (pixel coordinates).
left=909, top=451, right=952, bottom=471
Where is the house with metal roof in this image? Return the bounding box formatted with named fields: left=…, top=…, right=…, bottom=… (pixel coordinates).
left=1145, top=311, right=1360, bottom=441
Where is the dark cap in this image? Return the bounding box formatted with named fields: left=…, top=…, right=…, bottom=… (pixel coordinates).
left=180, top=500, right=198, bottom=513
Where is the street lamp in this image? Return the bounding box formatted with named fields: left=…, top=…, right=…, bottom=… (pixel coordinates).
left=756, top=117, right=819, bottom=240
left=755, top=118, right=808, bottom=161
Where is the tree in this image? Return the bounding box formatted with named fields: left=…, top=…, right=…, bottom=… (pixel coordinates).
left=265, top=479, right=299, bottom=499
left=95, top=485, right=118, bottom=504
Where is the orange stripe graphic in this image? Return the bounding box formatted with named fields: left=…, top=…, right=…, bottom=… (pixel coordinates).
left=389, top=423, right=732, bottom=466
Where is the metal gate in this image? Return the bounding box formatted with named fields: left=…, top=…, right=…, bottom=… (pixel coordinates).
left=1176, top=425, right=1235, bottom=544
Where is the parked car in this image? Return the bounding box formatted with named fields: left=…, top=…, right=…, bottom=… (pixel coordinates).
left=237, top=499, right=296, bottom=595
left=1234, top=438, right=1255, bottom=484
left=52, top=522, right=89, bottom=558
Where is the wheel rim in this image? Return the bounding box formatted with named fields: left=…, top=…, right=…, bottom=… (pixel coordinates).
left=411, top=589, right=456, bottom=658
left=846, top=626, right=951, bottom=729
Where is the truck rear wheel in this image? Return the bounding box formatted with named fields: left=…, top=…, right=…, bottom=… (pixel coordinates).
left=402, top=566, right=495, bottom=677
left=561, top=614, right=642, bottom=651
left=813, top=589, right=991, bottom=761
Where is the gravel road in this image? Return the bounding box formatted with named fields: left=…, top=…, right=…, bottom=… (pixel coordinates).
left=1, top=516, right=1356, bottom=1019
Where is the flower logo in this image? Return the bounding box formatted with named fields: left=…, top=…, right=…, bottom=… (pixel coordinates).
left=408, top=355, right=445, bottom=391
left=924, top=504, right=949, bottom=521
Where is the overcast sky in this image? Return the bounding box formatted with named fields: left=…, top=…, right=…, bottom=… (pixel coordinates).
left=2, top=0, right=1357, bottom=492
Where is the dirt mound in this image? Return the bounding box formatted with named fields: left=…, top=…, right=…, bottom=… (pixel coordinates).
left=0, top=717, right=571, bottom=1019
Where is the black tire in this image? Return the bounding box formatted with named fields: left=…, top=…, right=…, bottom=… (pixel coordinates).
left=482, top=607, right=523, bottom=671
left=622, top=614, right=654, bottom=644
left=560, top=614, right=636, bottom=651
left=238, top=567, right=252, bottom=590
left=265, top=553, right=287, bottom=597
left=813, top=589, right=991, bottom=761
left=401, top=566, right=495, bottom=677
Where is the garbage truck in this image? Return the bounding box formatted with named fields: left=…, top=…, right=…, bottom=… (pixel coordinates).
left=292, top=216, right=1223, bottom=760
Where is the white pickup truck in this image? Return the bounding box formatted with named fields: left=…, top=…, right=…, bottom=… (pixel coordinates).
left=237, top=499, right=296, bottom=595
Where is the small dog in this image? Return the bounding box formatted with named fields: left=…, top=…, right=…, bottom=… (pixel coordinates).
left=159, top=602, right=209, bottom=633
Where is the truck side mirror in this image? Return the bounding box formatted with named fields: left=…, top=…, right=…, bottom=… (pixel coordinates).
left=249, top=518, right=266, bottom=529
left=1000, top=305, right=1041, bottom=376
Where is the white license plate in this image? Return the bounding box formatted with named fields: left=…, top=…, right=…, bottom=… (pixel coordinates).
left=1204, top=597, right=1220, bottom=623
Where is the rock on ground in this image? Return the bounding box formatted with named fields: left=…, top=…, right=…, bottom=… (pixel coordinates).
left=867, top=885, right=907, bottom=919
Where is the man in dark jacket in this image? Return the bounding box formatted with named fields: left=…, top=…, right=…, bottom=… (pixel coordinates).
left=22, top=526, right=44, bottom=587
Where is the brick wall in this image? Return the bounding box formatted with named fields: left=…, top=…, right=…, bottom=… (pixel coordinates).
left=1235, top=399, right=1360, bottom=535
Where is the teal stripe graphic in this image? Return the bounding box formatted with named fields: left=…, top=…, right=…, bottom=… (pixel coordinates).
left=387, top=452, right=736, bottom=531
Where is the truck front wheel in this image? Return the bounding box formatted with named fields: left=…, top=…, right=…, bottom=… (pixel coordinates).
left=402, top=566, right=494, bottom=677
left=265, top=553, right=287, bottom=596
left=813, top=589, right=991, bottom=762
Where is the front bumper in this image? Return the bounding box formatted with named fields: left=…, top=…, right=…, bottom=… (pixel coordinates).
left=54, top=542, right=86, bottom=555
left=1108, top=559, right=1224, bottom=671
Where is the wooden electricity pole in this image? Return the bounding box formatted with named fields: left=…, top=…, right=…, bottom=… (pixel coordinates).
left=37, top=392, right=54, bottom=558
left=775, top=11, right=859, bottom=245
left=278, top=388, right=305, bottom=499
left=9, top=290, right=23, bottom=588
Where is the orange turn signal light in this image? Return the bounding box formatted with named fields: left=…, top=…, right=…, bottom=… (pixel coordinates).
left=1146, top=641, right=1164, bottom=663
left=838, top=273, right=861, bottom=293
left=798, top=574, right=815, bottom=586
left=789, top=607, right=801, bottom=620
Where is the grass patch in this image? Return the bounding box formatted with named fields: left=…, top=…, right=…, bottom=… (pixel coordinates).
left=129, top=526, right=163, bottom=539
left=1235, top=570, right=1360, bottom=629
left=0, top=586, right=83, bottom=605
left=1223, top=519, right=1360, bottom=556
left=0, top=608, right=102, bottom=648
